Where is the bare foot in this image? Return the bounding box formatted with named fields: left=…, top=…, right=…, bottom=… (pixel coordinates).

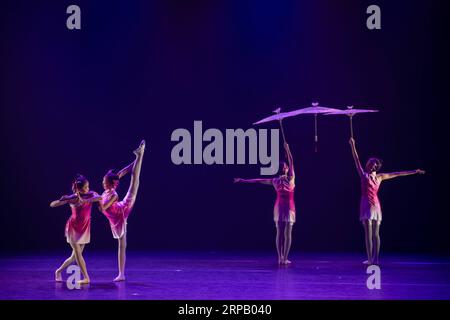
left=77, top=278, right=90, bottom=285
left=133, top=140, right=146, bottom=156
left=113, top=274, right=126, bottom=282
left=283, top=259, right=292, bottom=265
left=55, top=270, right=62, bottom=282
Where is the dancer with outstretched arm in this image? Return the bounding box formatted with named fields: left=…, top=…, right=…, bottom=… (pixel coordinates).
left=100, top=140, right=145, bottom=281
left=50, top=174, right=102, bottom=284
left=234, top=142, right=296, bottom=265
left=349, top=137, right=425, bottom=265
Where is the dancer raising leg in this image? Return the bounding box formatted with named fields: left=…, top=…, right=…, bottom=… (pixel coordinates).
left=100, top=140, right=146, bottom=281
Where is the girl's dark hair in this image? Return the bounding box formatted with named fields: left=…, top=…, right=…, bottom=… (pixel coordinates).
left=280, top=161, right=289, bottom=174
left=72, top=174, right=88, bottom=193
left=104, top=169, right=120, bottom=186
left=367, top=157, right=383, bottom=171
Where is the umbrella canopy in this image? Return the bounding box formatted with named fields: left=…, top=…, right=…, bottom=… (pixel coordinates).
left=253, top=108, right=291, bottom=125
left=325, top=106, right=379, bottom=138
left=253, top=107, right=290, bottom=143
left=284, top=102, right=341, bottom=152
left=284, top=103, right=341, bottom=117
left=325, top=106, right=379, bottom=116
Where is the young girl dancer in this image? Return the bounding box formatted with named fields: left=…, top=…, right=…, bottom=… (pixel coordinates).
left=349, top=137, right=425, bottom=265
left=234, top=142, right=296, bottom=265
left=100, top=140, right=145, bottom=281
left=50, top=174, right=102, bottom=284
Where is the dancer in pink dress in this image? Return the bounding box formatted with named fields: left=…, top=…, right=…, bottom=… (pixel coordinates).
left=100, top=140, right=145, bottom=281
left=234, top=142, right=296, bottom=265
left=50, top=175, right=102, bottom=284
left=349, top=138, right=425, bottom=265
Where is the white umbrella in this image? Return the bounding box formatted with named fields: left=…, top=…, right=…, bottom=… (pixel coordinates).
left=325, top=106, right=379, bottom=138
left=284, top=102, right=341, bottom=152
left=253, top=107, right=290, bottom=143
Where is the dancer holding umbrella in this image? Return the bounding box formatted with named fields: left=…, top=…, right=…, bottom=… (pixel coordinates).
left=328, top=106, right=425, bottom=264
left=348, top=137, right=425, bottom=265
left=234, top=109, right=296, bottom=265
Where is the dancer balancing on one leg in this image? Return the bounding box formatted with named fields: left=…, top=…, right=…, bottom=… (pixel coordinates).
left=349, top=137, right=425, bottom=265
left=234, top=142, right=296, bottom=265
left=100, top=140, right=145, bottom=281
left=50, top=174, right=102, bottom=284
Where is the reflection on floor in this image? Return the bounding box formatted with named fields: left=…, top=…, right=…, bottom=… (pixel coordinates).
left=1, top=251, right=449, bottom=300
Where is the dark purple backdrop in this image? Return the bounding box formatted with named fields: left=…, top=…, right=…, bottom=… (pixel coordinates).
left=1, top=0, right=448, bottom=253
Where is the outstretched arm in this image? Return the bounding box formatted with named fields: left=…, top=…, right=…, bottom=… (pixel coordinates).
left=234, top=178, right=273, bottom=185
left=117, top=161, right=135, bottom=179
left=349, top=138, right=364, bottom=177
left=82, top=192, right=102, bottom=203
left=378, top=169, right=425, bottom=181
left=284, top=143, right=295, bottom=178
left=50, top=192, right=102, bottom=208
left=50, top=194, right=78, bottom=207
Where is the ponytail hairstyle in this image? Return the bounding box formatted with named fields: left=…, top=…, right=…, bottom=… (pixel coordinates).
left=104, top=169, right=120, bottom=188
left=72, top=174, right=88, bottom=193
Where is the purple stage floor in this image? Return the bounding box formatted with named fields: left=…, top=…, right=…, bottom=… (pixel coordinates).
left=1, top=251, right=449, bottom=300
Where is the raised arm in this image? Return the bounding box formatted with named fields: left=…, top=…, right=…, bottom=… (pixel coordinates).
left=349, top=138, right=364, bottom=177
left=101, top=193, right=118, bottom=211
left=234, top=178, right=273, bottom=185
left=117, top=161, right=135, bottom=179
left=378, top=169, right=425, bottom=181
left=284, top=143, right=295, bottom=178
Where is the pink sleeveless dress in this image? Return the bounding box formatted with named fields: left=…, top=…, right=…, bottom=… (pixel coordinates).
left=360, top=172, right=382, bottom=222
left=272, top=175, right=296, bottom=223
left=101, top=188, right=136, bottom=239
left=65, top=200, right=92, bottom=244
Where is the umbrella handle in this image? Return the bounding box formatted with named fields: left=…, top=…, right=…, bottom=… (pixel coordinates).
left=274, top=108, right=287, bottom=145
left=350, top=115, right=354, bottom=139
left=314, top=114, right=318, bottom=153
left=279, top=118, right=287, bottom=145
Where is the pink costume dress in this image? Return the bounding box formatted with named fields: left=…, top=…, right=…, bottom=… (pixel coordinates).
left=65, top=200, right=92, bottom=244
left=360, top=172, right=382, bottom=222
left=272, top=175, right=296, bottom=224
left=101, top=188, right=136, bottom=239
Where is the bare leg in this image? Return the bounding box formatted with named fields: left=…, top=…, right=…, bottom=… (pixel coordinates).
left=372, top=221, right=381, bottom=265
left=69, top=243, right=90, bottom=284
left=275, top=222, right=284, bottom=264
left=127, top=140, right=145, bottom=196
left=112, top=140, right=145, bottom=281
left=114, top=231, right=127, bottom=282
left=55, top=251, right=75, bottom=282
left=362, top=220, right=373, bottom=265
left=55, top=245, right=85, bottom=281
left=282, top=223, right=293, bottom=264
